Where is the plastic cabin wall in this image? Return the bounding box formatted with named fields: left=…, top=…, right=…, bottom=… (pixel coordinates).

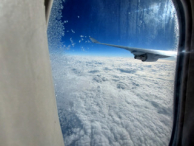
left=0, top=0, right=64, bottom=146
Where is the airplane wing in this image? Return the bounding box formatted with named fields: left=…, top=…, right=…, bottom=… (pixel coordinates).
left=89, top=37, right=177, bottom=62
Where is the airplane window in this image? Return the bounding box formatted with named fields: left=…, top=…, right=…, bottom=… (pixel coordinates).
left=48, top=0, right=179, bottom=145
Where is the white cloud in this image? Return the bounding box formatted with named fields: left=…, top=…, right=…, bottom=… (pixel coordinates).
left=50, top=53, right=176, bottom=146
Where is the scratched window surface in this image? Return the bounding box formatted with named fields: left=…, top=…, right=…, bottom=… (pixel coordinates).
left=48, top=0, right=179, bottom=146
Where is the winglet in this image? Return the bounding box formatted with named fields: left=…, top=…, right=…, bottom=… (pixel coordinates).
left=89, top=37, right=100, bottom=44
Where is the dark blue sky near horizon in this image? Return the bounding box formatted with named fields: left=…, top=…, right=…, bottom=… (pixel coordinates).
left=49, top=0, right=179, bottom=57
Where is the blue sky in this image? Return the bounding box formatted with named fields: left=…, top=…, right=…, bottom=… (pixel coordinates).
left=53, top=0, right=178, bottom=57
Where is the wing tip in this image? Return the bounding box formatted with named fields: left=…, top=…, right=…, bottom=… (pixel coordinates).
left=89, top=37, right=100, bottom=44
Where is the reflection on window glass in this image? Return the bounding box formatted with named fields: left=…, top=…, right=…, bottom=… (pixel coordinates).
left=48, top=0, right=179, bottom=145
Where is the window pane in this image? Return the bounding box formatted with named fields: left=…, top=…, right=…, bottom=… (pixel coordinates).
left=48, top=0, right=179, bottom=146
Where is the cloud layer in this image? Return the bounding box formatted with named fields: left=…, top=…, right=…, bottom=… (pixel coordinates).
left=50, top=54, right=176, bottom=146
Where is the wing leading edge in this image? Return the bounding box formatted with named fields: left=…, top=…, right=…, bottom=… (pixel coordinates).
left=90, top=37, right=177, bottom=62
